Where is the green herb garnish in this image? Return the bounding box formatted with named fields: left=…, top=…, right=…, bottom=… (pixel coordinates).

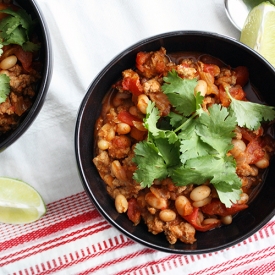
left=0, top=74, right=10, bottom=103
left=133, top=70, right=275, bottom=208
left=226, top=88, right=275, bottom=130
left=0, top=8, right=40, bottom=56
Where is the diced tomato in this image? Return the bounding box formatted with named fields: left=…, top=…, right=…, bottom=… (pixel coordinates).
left=136, top=51, right=149, bottom=73
left=203, top=64, right=220, bottom=77
left=239, top=127, right=263, bottom=142
left=127, top=198, right=141, bottom=224
left=234, top=66, right=249, bottom=87
left=219, top=85, right=230, bottom=107
left=218, top=84, right=246, bottom=107
left=245, top=138, right=265, bottom=164
left=182, top=207, right=221, bottom=232
left=130, top=126, right=147, bottom=141
left=13, top=45, right=33, bottom=72
left=201, top=198, right=248, bottom=217
left=229, top=85, right=246, bottom=101
left=136, top=48, right=168, bottom=78
left=13, top=96, right=31, bottom=116
left=117, top=111, right=142, bottom=126
left=122, top=74, right=143, bottom=96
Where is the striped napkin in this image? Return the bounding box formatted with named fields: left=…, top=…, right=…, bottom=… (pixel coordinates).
left=1, top=192, right=275, bottom=274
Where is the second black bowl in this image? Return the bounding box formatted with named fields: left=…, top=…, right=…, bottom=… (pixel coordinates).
left=0, top=0, right=52, bottom=151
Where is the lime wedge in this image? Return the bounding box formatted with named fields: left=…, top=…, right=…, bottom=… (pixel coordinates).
left=0, top=177, right=46, bottom=224
left=240, top=1, right=275, bottom=67
left=243, top=0, right=275, bottom=10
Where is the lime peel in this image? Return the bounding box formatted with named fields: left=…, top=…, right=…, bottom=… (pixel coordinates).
left=240, top=1, right=275, bottom=67
left=0, top=177, right=46, bottom=224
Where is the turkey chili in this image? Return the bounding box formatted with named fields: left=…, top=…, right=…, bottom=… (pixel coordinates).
left=93, top=47, right=275, bottom=244
left=0, top=2, right=42, bottom=133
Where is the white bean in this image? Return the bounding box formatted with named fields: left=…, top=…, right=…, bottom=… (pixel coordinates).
left=115, top=194, right=128, bottom=213
left=98, top=123, right=115, bottom=141
left=116, top=123, right=131, bottom=135
left=137, top=94, right=149, bottom=114
left=175, top=195, right=193, bottom=217
left=255, top=153, right=269, bottom=169
left=129, top=106, right=139, bottom=117
left=237, top=193, right=249, bottom=204
left=202, top=218, right=220, bottom=225
left=159, top=209, right=176, bottom=222
left=97, top=139, right=109, bottom=150
left=132, top=121, right=147, bottom=131
left=0, top=55, right=17, bottom=70
left=111, top=160, right=127, bottom=181
left=194, top=80, right=207, bottom=96
left=250, top=165, right=259, bottom=176
left=192, top=196, right=212, bottom=208
left=145, top=192, right=167, bottom=210
left=197, top=210, right=204, bottom=224
left=232, top=139, right=246, bottom=152
left=190, top=185, right=211, bottom=202
left=231, top=139, right=246, bottom=159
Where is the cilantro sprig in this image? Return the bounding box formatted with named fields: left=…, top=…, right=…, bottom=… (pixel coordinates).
left=0, top=7, right=40, bottom=102
left=0, top=7, right=40, bottom=56
left=133, top=70, right=275, bottom=208
left=226, top=88, right=275, bottom=130
left=0, top=74, right=10, bottom=103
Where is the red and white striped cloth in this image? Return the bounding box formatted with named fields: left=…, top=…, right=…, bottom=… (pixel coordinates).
left=1, top=191, right=275, bottom=275
left=0, top=0, right=275, bottom=274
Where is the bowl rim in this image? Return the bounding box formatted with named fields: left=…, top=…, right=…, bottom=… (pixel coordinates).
left=0, top=0, right=53, bottom=151
left=75, top=30, right=275, bottom=254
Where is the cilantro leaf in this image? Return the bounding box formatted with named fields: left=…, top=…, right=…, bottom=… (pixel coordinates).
left=22, top=40, right=40, bottom=52
left=169, top=165, right=208, bottom=185
left=209, top=155, right=241, bottom=191
left=144, top=100, right=162, bottom=137
left=133, top=70, right=274, bottom=208
left=179, top=132, right=213, bottom=164
left=215, top=187, right=242, bottom=208
left=154, top=137, right=181, bottom=167
left=226, top=88, right=275, bottom=130
left=144, top=100, right=177, bottom=143
left=162, top=70, right=198, bottom=116
left=196, top=104, right=236, bottom=155
left=1, top=8, right=33, bottom=31
left=0, top=74, right=10, bottom=103
left=194, top=91, right=204, bottom=111
left=133, top=141, right=168, bottom=188
left=168, top=111, right=187, bottom=128
left=1, top=21, right=27, bottom=46
left=170, top=154, right=242, bottom=207
left=0, top=8, right=40, bottom=53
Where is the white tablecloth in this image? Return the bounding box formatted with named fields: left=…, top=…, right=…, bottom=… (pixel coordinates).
left=0, top=1, right=274, bottom=274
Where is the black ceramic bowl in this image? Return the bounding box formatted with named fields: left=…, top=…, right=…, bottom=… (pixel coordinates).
left=0, top=0, right=52, bottom=151
left=75, top=31, right=275, bottom=254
